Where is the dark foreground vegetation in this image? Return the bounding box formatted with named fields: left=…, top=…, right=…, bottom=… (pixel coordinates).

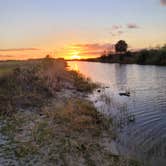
left=0, top=57, right=141, bottom=165
left=82, top=43, right=166, bottom=66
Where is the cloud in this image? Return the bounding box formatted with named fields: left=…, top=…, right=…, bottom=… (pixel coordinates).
left=117, top=31, right=124, bottom=34
left=0, top=54, right=14, bottom=58
left=160, top=0, right=166, bottom=6
left=0, top=54, right=16, bottom=61
left=63, top=43, right=114, bottom=57
left=109, top=25, right=124, bottom=36
left=74, top=43, right=113, bottom=51
left=80, top=51, right=105, bottom=55
left=127, top=23, right=140, bottom=29
left=111, top=25, right=122, bottom=30
left=110, top=30, right=124, bottom=37
left=109, top=23, right=140, bottom=36
left=0, top=48, right=40, bottom=52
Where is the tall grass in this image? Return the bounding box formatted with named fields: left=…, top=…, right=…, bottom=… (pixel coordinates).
left=0, top=57, right=98, bottom=116
left=0, top=58, right=67, bottom=115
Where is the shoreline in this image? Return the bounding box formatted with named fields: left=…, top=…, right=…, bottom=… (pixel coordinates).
left=0, top=58, right=141, bottom=166
left=68, top=59, right=166, bottom=66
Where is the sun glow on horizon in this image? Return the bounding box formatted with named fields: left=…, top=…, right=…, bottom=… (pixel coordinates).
left=70, top=54, right=81, bottom=60
left=67, top=50, right=81, bottom=60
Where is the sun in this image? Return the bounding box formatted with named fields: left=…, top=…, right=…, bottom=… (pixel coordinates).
left=70, top=54, right=81, bottom=60
left=69, top=50, right=81, bottom=60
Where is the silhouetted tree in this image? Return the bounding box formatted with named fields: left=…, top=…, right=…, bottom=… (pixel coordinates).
left=115, top=40, right=128, bottom=53
left=45, top=54, right=51, bottom=59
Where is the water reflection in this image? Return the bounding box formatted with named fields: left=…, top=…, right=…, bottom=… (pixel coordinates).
left=68, top=61, right=166, bottom=166
left=114, top=64, right=128, bottom=90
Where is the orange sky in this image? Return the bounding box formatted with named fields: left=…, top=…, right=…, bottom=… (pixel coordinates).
left=0, top=39, right=166, bottom=61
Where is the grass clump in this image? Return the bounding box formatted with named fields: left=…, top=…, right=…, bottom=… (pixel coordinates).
left=69, top=70, right=99, bottom=92
left=14, top=142, right=38, bottom=158
left=32, top=121, right=55, bottom=145
left=0, top=113, right=25, bottom=138
left=43, top=98, right=110, bottom=134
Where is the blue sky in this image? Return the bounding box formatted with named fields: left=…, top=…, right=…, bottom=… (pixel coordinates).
left=0, top=0, right=166, bottom=59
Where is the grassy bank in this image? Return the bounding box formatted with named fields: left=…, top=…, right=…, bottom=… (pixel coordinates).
left=0, top=57, right=141, bottom=165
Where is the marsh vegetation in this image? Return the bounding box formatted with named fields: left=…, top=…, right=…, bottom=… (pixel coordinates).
left=0, top=57, right=141, bottom=165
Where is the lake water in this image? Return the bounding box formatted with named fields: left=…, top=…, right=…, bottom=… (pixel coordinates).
left=68, top=61, right=166, bottom=166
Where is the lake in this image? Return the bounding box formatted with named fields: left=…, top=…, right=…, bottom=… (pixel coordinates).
left=68, top=61, right=166, bottom=166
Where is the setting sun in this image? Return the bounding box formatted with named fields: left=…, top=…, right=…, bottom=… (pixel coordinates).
left=70, top=55, right=81, bottom=60
left=69, top=50, right=81, bottom=60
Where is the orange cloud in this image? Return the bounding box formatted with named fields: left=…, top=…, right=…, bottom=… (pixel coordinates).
left=0, top=48, right=40, bottom=52
left=0, top=48, right=47, bottom=60
left=63, top=43, right=114, bottom=59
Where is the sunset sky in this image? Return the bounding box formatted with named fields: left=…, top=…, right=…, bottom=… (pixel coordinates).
left=0, top=0, right=166, bottom=60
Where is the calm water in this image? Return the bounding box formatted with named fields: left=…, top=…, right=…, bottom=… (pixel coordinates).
left=68, top=61, right=166, bottom=165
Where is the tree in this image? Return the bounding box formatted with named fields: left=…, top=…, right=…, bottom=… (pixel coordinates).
left=45, top=54, right=51, bottom=59
left=115, top=40, right=128, bottom=53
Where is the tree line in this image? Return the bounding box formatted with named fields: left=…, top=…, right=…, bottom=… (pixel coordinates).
left=97, top=40, right=166, bottom=65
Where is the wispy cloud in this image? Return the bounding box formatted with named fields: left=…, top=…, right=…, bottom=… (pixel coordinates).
left=127, top=23, right=140, bottom=29
left=0, top=48, right=40, bottom=52
left=110, top=31, right=124, bottom=37
left=160, top=0, right=166, bottom=6
left=0, top=54, right=14, bottom=58
left=74, top=43, right=113, bottom=51
left=0, top=54, right=18, bottom=61
left=111, top=25, right=123, bottom=30
left=117, top=31, right=124, bottom=34
left=109, top=23, right=139, bottom=37
left=110, top=25, right=124, bottom=36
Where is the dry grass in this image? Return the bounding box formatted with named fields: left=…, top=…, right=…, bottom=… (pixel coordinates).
left=0, top=98, right=141, bottom=165
left=69, top=70, right=99, bottom=92
left=0, top=57, right=98, bottom=116
left=0, top=58, right=142, bottom=165
left=42, top=99, right=109, bottom=134
left=0, top=58, right=67, bottom=115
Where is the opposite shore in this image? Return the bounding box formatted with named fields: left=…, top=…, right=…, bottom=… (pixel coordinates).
left=70, top=43, right=166, bottom=66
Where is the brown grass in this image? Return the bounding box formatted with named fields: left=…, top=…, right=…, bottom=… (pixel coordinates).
left=69, top=70, right=99, bottom=92
left=0, top=58, right=141, bottom=165
left=42, top=99, right=107, bottom=134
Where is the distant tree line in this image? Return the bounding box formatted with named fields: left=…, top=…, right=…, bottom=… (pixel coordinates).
left=97, top=40, right=166, bottom=66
